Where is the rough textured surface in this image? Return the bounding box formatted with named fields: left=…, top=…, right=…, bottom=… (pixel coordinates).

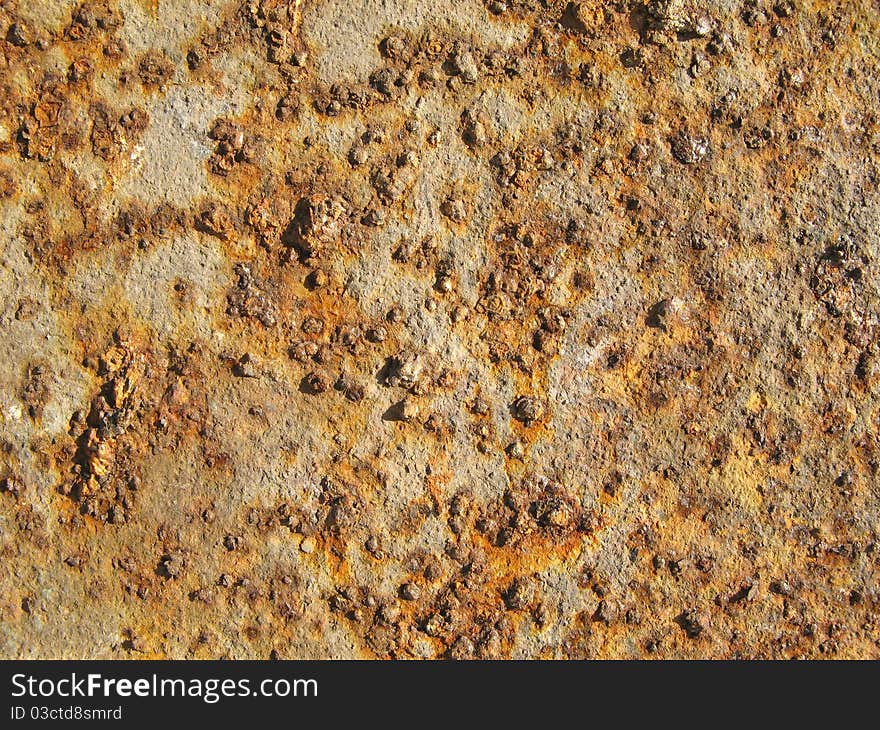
left=1, top=0, right=879, bottom=659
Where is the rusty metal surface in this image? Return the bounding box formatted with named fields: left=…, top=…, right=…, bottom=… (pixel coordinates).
left=0, top=0, right=879, bottom=658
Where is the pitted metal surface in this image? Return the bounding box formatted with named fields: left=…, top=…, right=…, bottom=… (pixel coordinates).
left=1, top=0, right=879, bottom=658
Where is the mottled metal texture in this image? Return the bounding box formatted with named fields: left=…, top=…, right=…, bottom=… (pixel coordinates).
left=0, top=0, right=878, bottom=659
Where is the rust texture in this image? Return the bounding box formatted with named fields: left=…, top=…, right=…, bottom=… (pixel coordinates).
left=0, top=0, right=879, bottom=659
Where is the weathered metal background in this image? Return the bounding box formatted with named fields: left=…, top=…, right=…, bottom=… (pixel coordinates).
left=1, top=0, right=879, bottom=658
